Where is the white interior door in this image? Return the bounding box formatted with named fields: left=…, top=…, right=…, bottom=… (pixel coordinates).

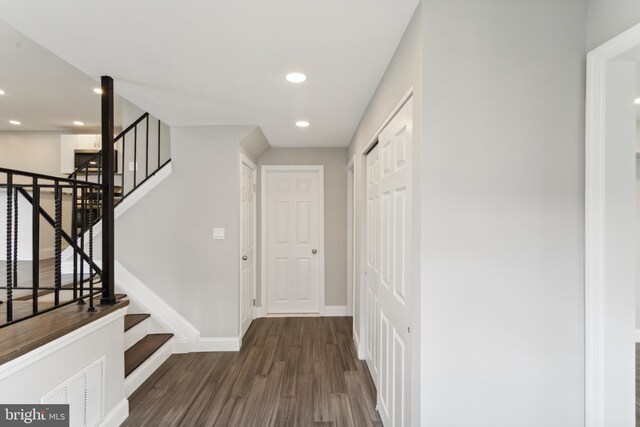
left=240, top=157, right=256, bottom=338
left=365, top=97, right=413, bottom=427
left=264, top=166, right=324, bottom=314
left=365, top=144, right=381, bottom=386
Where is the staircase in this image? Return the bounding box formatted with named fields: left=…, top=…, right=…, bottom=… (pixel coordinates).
left=123, top=312, right=173, bottom=397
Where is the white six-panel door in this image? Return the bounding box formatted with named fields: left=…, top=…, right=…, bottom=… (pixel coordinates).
left=240, top=156, right=256, bottom=338
left=263, top=166, right=324, bottom=314
left=365, top=97, right=413, bottom=427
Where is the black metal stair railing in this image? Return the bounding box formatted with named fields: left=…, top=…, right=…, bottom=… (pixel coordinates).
left=68, top=111, right=171, bottom=218
left=0, top=167, right=104, bottom=326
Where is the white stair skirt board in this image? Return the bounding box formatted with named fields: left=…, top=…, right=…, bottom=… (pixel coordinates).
left=98, top=399, right=128, bottom=427
left=61, top=162, right=173, bottom=274
left=125, top=318, right=150, bottom=351
left=125, top=337, right=173, bottom=397
left=114, top=261, right=200, bottom=349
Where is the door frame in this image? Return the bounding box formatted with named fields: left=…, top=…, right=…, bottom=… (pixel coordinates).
left=585, top=23, right=640, bottom=427
left=239, top=153, right=257, bottom=339
left=260, top=165, right=326, bottom=315
left=347, top=156, right=355, bottom=324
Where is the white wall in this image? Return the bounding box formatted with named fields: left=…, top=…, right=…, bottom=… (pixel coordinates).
left=587, top=0, right=640, bottom=50
left=0, top=132, right=65, bottom=177
left=115, top=125, right=256, bottom=338
left=420, top=1, right=586, bottom=426
left=256, top=147, right=348, bottom=307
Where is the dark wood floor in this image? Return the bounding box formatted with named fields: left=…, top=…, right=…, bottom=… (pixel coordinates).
left=124, top=317, right=382, bottom=427
left=0, top=259, right=96, bottom=325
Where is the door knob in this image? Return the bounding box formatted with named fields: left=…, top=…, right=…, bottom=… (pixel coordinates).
left=312, top=249, right=317, bottom=254
left=242, top=255, right=248, bottom=261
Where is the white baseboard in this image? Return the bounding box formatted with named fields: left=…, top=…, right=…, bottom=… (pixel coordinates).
left=321, top=305, right=349, bottom=316
left=124, top=337, right=173, bottom=397
left=635, top=329, right=640, bottom=342
left=353, top=331, right=364, bottom=360
left=98, top=398, right=128, bottom=427
left=115, top=261, right=200, bottom=344
left=191, top=337, right=240, bottom=352
left=257, top=305, right=349, bottom=317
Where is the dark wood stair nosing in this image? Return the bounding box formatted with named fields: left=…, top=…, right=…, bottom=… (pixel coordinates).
left=124, top=333, right=173, bottom=378
left=124, top=314, right=151, bottom=332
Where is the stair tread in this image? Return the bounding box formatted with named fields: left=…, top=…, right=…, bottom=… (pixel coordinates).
left=116, top=294, right=126, bottom=300
left=124, top=333, right=173, bottom=377
left=124, top=314, right=151, bottom=331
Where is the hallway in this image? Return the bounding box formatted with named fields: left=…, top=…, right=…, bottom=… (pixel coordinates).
left=123, top=317, right=381, bottom=426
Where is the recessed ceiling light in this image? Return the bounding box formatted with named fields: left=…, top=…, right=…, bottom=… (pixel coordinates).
left=93, top=88, right=103, bottom=94
left=0, top=89, right=5, bottom=95
left=286, top=73, right=307, bottom=83
left=9, top=120, right=21, bottom=125
left=296, top=120, right=310, bottom=128
left=73, top=121, right=84, bottom=126
left=635, top=98, right=640, bottom=105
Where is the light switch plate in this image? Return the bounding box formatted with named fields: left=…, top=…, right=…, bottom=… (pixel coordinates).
left=213, top=228, right=225, bottom=240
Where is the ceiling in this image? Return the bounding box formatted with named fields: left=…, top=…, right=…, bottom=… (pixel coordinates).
left=0, top=0, right=419, bottom=147
left=0, top=21, right=123, bottom=133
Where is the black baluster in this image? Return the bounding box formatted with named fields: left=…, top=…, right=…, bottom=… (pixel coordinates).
left=32, top=178, right=39, bottom=314
left=6, top=174, right=13, bottom=322
left=122, top=134, right=126, bottom=198
left=88, top=186, right=95, bottom=312
left=158, top=119, right=161, bottom=169
left=134, top=125, right=138, bottom=188
left=12, top=187, right=18, bottom=290
left=54, top=181, right=62, bottom=306
left=72, top=181, right=77, bottom=300
left=146, top=115, right=149, bottom=178
left=78, top=187, right=85, bottom=305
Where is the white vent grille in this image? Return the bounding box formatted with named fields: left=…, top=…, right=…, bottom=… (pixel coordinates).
left=42, top=356, right=105, bottom=427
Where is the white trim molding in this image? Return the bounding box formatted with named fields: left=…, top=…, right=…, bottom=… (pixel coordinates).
left=585, top=22, right=640, bottom=427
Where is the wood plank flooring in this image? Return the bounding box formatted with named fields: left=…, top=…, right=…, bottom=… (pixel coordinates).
left=124, top=317, right=382, bottom=427
left=0, top=259, right=97, bottom=325
left=0, top=298, right=129, bottom=365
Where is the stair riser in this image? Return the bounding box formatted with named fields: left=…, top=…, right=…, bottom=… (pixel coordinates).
left=124, top=338, right=173, bottom=397
left=125, top=318, right=150, bottom=351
